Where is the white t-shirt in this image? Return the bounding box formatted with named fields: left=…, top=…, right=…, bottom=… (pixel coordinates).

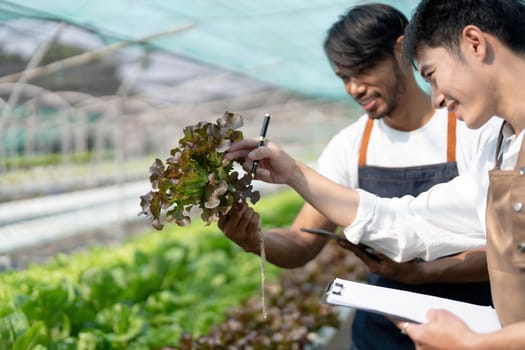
left=316, top=108, right=503, bottom=261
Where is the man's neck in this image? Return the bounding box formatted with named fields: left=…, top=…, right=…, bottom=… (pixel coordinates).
left=383, top=84, right=434, bottom=132
left=494, top=55, right=525, bottom=135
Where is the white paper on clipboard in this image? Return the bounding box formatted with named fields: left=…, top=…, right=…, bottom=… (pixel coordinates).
left=323, top=277, right=501, bottom=334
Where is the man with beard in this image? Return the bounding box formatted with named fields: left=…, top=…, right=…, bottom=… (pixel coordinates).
left=219, top=4, right=500, bottom=349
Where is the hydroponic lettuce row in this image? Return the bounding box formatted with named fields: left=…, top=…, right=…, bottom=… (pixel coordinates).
left=139, top=111, right=260, bottom=230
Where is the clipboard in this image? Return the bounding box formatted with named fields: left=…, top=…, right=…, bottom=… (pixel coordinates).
left=323, top=277, right=501, bottom=334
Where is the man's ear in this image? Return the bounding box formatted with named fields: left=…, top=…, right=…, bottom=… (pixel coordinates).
left=462, top=25, right=487, bottom=61
left=394, top=35, right=404, bottom=61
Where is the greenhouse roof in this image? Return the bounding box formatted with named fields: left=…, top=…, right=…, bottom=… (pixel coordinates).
left=0, top=0, right=420, bottom=100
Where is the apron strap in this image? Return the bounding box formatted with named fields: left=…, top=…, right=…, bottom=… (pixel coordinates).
left=494, top=121, right=507, bottom=169
left=358, top=117, right=374, bottom=166
left=515, top=128, right=525, bottom=169
left=447, top=112, right=457, bottom=162
left=359, top=111, right=457, bottom=166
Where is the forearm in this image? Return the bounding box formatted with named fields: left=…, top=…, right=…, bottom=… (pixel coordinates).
left=287, top=161, right=360, bottom=228
left=466, top=322, right=525, bottom=350
left=406, top=311, right=525, bottom=350
left=415, top=249, right=489, bottom=284
left=397, top=249, right=489, bottom=284
left=257, top=228, right=327, bottom=268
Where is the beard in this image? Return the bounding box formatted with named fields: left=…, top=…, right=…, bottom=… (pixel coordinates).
left=368, top=61, right=406, bottom=120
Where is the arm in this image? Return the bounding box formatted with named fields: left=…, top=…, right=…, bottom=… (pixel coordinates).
left=414, top=248, right=488, bottom=283
left=218, top=201, right=338, bottom=268
left=226, top=138, right=490, bottom=262
left=400, top=310, right=525, bottom=350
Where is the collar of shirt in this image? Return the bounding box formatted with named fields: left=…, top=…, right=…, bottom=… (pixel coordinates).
left=499, top=123, right=525, bottom=170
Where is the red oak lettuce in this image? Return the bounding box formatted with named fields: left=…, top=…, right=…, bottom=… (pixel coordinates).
left=140, top=111, right=260, bottom=230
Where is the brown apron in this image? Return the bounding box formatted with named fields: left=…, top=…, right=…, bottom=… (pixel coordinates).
left=486, top=124, right=525, bottom=326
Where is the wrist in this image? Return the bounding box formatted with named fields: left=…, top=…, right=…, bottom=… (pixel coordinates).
left=287, top=161, right=309, bottom=191
left=246, top=235, right=262, bottom=255
left=461, top=332, right=486, bottom=350
left=237, top=229, right=263, bottom=255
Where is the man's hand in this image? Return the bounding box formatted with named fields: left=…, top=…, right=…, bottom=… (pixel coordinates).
left=393, top=310, right=476, bottom=350
left=225, top=138, right=297, bottom=184
left=337, top=239, right=422, bottom=284
left=218, top=202, right=261, bottom=254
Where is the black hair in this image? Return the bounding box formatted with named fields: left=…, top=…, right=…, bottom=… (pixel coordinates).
left=324, top=3, right=408, bottom=72
left=403, top=0, right=525, bottom=66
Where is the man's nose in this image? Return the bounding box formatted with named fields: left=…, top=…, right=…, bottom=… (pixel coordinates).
left=345, top=78, right=366, bottom=98
left=431, top=89, right=447, bottom=109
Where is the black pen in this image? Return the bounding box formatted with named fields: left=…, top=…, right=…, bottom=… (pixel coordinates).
left=250, top=113, right=271, bottom=178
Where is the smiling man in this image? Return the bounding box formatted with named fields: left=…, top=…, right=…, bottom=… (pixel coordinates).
left=225, top=0, right=525, bottom=348
left=395, top=0, right=525, bottom=348
left=219, top=4, right=500, bottom=350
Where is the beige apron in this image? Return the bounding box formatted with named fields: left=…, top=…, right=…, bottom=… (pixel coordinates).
left=486, top=124, right=525, bottom=326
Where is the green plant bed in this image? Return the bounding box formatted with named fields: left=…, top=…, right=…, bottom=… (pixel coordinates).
left=1, top=151, right=117, bottom=171
left=178, top=242, right=366, bottom=349
left=0, top=189, right=309, bottom=349
left=176, top=226, right=367, bottom=349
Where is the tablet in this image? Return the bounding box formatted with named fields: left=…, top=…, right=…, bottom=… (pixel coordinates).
left=300, top=227, right=343, bottom=240
left=300, top=227, right=381, bottom=262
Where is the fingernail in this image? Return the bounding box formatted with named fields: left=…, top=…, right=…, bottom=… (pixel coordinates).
left=248, top=151, right=256, bottom=158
